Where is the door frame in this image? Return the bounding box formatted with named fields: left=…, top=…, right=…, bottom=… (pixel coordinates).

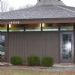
left=60, top=32, right=74, bottom=63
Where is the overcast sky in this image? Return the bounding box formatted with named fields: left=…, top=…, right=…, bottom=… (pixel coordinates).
left=3, top=0, right=75, bottom=10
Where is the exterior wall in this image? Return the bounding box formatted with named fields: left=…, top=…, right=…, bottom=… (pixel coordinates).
left=5, top=32, right=60, bottom=63
left=74, top=26, right=75, bottom=63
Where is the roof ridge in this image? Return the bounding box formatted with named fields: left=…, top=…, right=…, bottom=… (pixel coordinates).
left=36, top=0, right=65, bottom=6
left=57, top=5, right=75, bottom=13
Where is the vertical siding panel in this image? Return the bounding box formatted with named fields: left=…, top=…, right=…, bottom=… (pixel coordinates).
left=7, top=32, right=59, bottom=63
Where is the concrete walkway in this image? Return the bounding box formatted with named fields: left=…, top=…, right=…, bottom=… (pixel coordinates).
left=0, top=62, right=75, bottom=72
left=52, top=63, right=75, bottom=71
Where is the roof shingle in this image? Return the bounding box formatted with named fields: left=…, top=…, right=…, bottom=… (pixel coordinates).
left=1, top=0, right=75, bottom=20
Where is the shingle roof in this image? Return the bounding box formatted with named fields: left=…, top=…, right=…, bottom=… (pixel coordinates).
left=0, top=0, right=75, bottom=20
left=36, top=0, right=65, bottom=6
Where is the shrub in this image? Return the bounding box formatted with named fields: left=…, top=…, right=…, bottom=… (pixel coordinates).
left=27, top=56, right=40, bottom=66
left=11, top=56, right=23, bottom=65
left=41, top=57, right=54, bottom=67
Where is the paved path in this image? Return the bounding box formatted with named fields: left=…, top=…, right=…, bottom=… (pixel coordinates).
left=0, top=63, right=75, bottom=72
left=0, top=66, right=75, bottom=72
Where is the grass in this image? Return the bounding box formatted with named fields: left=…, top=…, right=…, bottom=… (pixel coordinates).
left=0, top=66, right=75, bottom=75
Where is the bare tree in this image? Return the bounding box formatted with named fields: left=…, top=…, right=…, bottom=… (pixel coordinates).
left=9, top=7, right=14, bottom=11
left=0, top=0, right=8, bottom=12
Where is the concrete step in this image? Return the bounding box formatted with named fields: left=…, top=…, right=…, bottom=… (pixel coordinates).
left=53, top=63, right=75, bottom=67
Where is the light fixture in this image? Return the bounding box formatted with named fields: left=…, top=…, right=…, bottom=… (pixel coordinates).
left=9, top=24, right=12, bottom=28
left=42, top=23, right=45, bottom=27
left=39, top=23, right=42, bottom=28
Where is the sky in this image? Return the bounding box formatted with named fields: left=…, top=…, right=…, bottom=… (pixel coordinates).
left=62, top=0, right=75, bottom=7
left=8, top=0, right=37, bottom=9
left=2, top=0, right=75, bottom=11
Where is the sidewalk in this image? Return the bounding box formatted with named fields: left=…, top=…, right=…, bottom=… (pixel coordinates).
left=0, top=62, right=75, bottom=72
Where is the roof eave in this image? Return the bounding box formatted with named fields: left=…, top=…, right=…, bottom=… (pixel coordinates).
left=0, top=18, right=75, bottom=24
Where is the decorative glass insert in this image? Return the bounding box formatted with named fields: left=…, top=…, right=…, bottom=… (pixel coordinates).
left=9, top=24, right=24, bottom=32
left=42, top=23, right=58, bottom=31
left=0, top=24, right=7, bottom=32
left=61, top=32, right=74, bottom=63
left=60, top=23, right=73, bottom=31
left=62, top=34, right=72, bottom=59
left=25, top=24, right=41, bottom=31
left=0, top=35, right=5, bottom=56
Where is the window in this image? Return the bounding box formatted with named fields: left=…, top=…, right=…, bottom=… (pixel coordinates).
left=9, top=24, right=24, bottom=32
left=0, top=24, right=7, bottom=32
left=9, top=24, right=41, bottom=32
left=7, top=23, right=74, bottom=32
left=25, top=24, right=41, bottom=31
left=42, top=23, right=58, bottom=31
left=60, top=23, right=73, bottom=31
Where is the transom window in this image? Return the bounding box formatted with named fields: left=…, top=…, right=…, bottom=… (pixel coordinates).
left=42, top=23, right=59, bottom=31
left=9, top=24, right=24, bottom=32
left=0, top=24, right=7, bottom=32
left=60, top=23, right=73, bottom=31
left=25, top=24, right=41, bottom=31
left=0, top=23, right=74, bottom=32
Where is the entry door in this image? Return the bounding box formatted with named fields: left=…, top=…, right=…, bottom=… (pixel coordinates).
left=60, top=32, right=74, bottom=63
left=0, top=35, right=5, bottom=56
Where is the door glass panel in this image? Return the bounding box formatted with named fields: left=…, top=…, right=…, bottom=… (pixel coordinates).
left=62, top=34, right=72, bottom=59
left=61, top=32, right=73, bottom=63
left=0, top=35, right=5, bottom=56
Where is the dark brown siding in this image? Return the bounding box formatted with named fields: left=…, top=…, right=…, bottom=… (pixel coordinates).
left=6, top=32, right=60, bottom=63
left=74, top=26, right=75, bottom=63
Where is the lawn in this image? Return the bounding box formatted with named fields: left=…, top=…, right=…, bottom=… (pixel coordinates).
left=0, top=66, right=75, bottom=75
